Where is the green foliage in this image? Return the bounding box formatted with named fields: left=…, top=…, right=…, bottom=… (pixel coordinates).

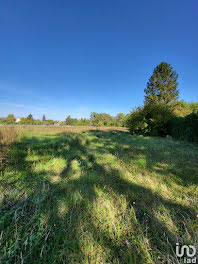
left=127, top=105, right=174, bottom=136
left=19, top=114, right=42, bottom=125
left=27, top=113, right=33, bottom=121
left=90, top=112, right=126, bottom=127
left=168, top=117, right=185, bottom=140
left=189, top=102, right=198, bottom=112
left=46, top=119, right=55, bottom=125
left=90, top=112, right=111, bottom=126
left=19, top=118, right=32, bottom=124
left=76, top=118, right=90, bottom=126
left=128, top=62, right=180, bottom=137
left=65, top=115, right=78, bottom=125
left=115, top=113, right=126, bottom=127
left=128, top=62, right=198, bottom=139
left=144, top=62, right=179, bottom=106
left=90, top=112, right=99, bottom=126
left=173, top=101, right=198, bottom=117
left=174, top=101, right=192, bottom=117
left=143, top=104, right=175, bottom=136
left=168, top=112, right=198, bottom=143
left=0, top=114, right=16, bottom=124
left=127, top=107, right=147, bottom=135
left=42, top=114, right=46, bottom=122
left=0, top=112, right=128, bottom=128
left=65, top=115, right=73, bottom=125
left=7, top=114, right=16, bottom=123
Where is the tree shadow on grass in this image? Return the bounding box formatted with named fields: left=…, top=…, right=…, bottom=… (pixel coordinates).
left=1, top=131, right=197, bottom=263
left=94, top=131, right=198, bottom=187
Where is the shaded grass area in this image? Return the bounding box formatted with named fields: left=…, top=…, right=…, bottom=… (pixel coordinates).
left=0, top=130, right=198, bottom=263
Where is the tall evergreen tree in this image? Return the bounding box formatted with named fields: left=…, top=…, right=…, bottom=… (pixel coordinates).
left=42, top=114, right=46, bottom=122
left=27, top=114, right=33, bottom=120
left=144, top=62, right=179, bottom=106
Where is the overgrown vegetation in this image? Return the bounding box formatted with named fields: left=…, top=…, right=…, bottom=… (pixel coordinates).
left=127, top=62, right=198, bottom=143
left=0, top=127, right=17, bottom=187
left=0, top=127, right=197, bottom=263
left=168, top=112, right=198, bottom=143
left=127, top=104, right=175, bottom=136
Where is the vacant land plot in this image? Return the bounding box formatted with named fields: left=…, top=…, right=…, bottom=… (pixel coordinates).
left=2, top=124, right=127, bottom=134
left=0, top=126, right=198, bottom=263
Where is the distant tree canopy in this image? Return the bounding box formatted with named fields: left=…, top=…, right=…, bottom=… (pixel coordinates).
left=64, top=113, right=127, bottom=127
left=42, top=114, right=46, bottom=122
left=19, top=114, right=41, bottom=124
left=90, top=112, right=127, bottom=127
left=0, top=112, right=128, bottom=127
left=7, top=114, right=16, bottom=122
left=76, top=118, right=90, bottom=126
left=115, top=113, right=125, bottom=127
left=27, top=114, right=33, bottom=121
left=144, top=62, right=179, bottom=106
left=0, top=114, right=16, bottom=124
left=65, top=115, right=78, bottom=125
left=90, top=112, right=114, bottom=126
left=46, top=119, right=55, bottom=125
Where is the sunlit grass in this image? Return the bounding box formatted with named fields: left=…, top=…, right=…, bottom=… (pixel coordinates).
left=0, top=128, right=198, bottom=263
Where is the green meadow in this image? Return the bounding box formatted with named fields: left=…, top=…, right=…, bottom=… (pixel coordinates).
left=1, top=129, right=198, bottom=263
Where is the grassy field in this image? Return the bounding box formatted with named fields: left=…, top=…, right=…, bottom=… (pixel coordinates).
left=0, top=126, right=198, bottom=263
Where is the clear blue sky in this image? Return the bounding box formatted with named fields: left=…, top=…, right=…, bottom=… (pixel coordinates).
left=0, top=0, right=198, bottom=120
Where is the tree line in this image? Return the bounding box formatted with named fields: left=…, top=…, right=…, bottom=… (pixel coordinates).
left=0, top=112, right=128, bottom=127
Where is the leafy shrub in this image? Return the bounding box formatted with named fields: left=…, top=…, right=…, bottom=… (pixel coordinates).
left=143, top=104, right=175, bottom=136
left=127, top=104, right=174, bottom=136
left=126, top=107, right=148, bottom=135
left=168, top=112, right=198, bottom=143
left=168, top=117, right=185, bottom=140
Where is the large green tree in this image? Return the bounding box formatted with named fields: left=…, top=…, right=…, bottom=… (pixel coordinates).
left=0, top=114, right=16, bottom=124
left=144, top=62, right=179, bottom=106
left=115, top=113, right=125, bottom=127
left=65, top=115, right=77, bottom=125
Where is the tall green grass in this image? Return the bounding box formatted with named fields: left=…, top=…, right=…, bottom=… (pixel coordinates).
left=0, top=130, right=198, bottom=263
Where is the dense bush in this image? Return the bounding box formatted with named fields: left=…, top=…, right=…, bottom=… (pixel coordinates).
left=144, top=104, right=175, bottom=136
left=128, top=106, right=198, bottom=143
left=126, top=107, right=147, bottom=135
left=168, top=112, right=198, bottom=143
left=127, top=104, right=174, bottom=136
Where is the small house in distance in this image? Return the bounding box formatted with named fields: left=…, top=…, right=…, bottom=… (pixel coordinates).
left=16, top=118, right=21, bottom=123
